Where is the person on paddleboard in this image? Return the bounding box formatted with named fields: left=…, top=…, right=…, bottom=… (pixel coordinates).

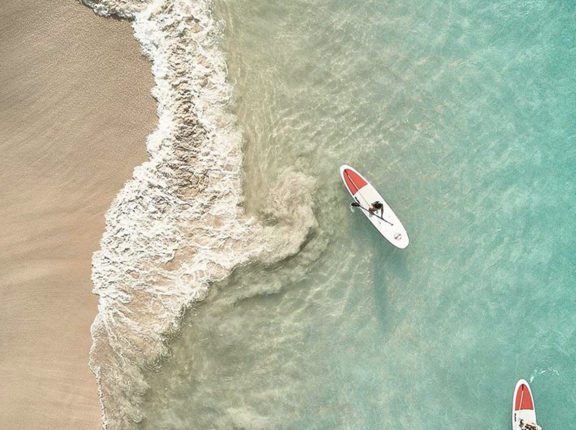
left=520, top=420, right=542, bottom=430
left=369, top=201, right=384, bottom=217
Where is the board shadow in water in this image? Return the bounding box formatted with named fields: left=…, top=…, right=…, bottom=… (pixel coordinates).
left=371, top=239, right=411, bottom=342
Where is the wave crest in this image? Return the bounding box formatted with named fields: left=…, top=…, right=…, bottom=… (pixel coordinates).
left=84, top=0, right=316, bottom=427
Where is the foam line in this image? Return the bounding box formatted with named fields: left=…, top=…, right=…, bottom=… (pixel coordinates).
left=81, top=0, right=316, bottom=427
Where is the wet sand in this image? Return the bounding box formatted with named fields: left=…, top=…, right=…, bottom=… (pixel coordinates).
left=0, top=1, right=155, bottom=428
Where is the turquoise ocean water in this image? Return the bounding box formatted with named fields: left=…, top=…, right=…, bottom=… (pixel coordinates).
left=140, top=1, right=576, bottom=428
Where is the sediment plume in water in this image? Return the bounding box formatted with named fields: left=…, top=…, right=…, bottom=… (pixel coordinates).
left=81, top=0, right=316, bottom=427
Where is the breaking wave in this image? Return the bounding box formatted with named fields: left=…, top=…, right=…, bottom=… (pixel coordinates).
left=81, top=0, right=316, bottom=427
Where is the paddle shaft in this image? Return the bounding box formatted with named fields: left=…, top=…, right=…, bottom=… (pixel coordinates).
left=352, top=202, right=394, bottom=226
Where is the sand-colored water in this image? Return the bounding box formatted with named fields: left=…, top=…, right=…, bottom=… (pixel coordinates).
left=0, top=1, right=155, bottom=427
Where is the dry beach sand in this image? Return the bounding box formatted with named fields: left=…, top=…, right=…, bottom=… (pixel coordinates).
left=0, top=1, right=155, bottom=427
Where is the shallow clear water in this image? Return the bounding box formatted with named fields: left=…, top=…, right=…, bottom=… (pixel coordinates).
left=141, top=1, right=576, bottom=428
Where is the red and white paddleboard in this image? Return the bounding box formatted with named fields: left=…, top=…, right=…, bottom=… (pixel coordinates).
left=513, top=379, right=539, bottom=430
left=340, top=165, right=409, bottom=249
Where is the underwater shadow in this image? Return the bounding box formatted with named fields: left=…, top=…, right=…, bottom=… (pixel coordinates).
left=371, top=241, right=410, bottom=341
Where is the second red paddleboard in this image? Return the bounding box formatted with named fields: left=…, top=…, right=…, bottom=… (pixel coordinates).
left=512, top=380, right=540, bottom=430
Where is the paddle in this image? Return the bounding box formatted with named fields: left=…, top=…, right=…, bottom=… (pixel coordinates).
left=350, top=202, right=394, bottom=226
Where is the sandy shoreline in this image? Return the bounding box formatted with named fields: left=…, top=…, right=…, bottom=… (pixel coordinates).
left=0, top=1, right=155, bottom=428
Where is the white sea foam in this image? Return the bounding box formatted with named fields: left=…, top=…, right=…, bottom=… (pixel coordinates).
left=81, top=0, right=316, bottom=427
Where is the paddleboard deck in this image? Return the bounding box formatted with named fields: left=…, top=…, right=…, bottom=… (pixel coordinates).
left=340, top=165, right=409, bottom=249
left=513, top=379, right=539, bottom=430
